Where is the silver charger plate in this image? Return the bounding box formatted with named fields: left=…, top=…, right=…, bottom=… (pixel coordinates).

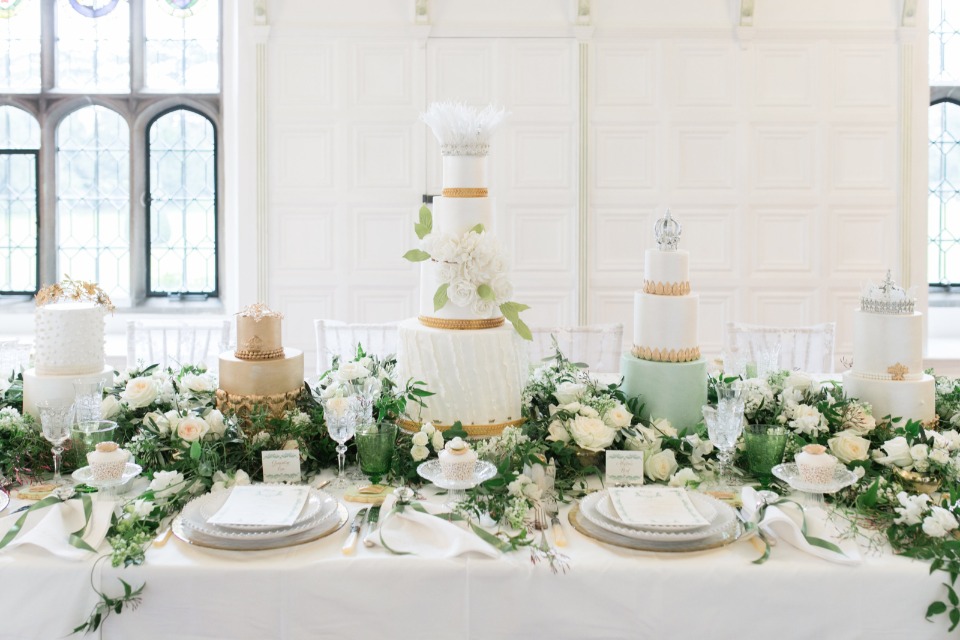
left=581, top=491, right=737, bottom=543
left=417, top=459, right=497, bottom=490
left=772, top=463, right=858, bottom=494
left=595, top=489, right=718, bottom=531
left=72, top=463, right=143, bottom=488
left=197, top=486, right=333, bottom=532
left=172, top=503, right=349, bottom=552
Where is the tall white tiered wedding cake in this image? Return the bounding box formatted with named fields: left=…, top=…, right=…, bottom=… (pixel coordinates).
left=22, top=280, right=115, bottom=417
left=842, top=272, right=936, bottom=423
left=396, top=103, right=529, bottom=438
left=619, top=211, right=707, bottom=430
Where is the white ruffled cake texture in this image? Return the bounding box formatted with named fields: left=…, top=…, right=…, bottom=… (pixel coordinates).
left=34, top=302, right=106, bottom=376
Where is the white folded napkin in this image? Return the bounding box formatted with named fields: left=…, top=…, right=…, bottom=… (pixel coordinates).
left=740, top=487, right=861, bottom=566
left=364, top=494, right=500, bottom=559
left=0, top=498, right=114, bottom=560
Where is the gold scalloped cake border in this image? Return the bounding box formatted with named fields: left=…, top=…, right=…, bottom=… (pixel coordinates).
left=398, top=417, right=525, bottom=438
left=441, top=187, right=488, bottom=198
left=418, top=315, right=504, bottom=330
left=234, top=347, right=285, bottom=361
left=216, top=387, right=300, bottom=420
left=631, top=345, right=701, bottom=363
left=642, top=280, right=691, bottom=296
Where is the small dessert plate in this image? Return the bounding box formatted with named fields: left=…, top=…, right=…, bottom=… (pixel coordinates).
left=72, top=462, right=143, bottom=488
left=771, top=463, right=857, bottom=495
left=417, top=459, right=496, bottom=491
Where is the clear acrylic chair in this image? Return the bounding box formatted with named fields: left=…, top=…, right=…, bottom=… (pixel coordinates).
left=528, top=323, right=624, bottom=373
left=313, top=320, right=400, bottom=376
left=126, top=319, right=231, bottom=373
left=726, top=321, right=836, bottom=374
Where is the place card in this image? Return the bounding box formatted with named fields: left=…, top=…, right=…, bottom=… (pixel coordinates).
left=262, top=449, right=302, bottom=484
left=605, top=451, right=645, bottom=486
left=608, top=486, right=709, bottom=527
left=207, top=485, right=309, bottom=527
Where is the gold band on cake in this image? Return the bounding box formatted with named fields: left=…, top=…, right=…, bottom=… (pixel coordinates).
left=216, top=387, right=301, bottom=421
left=234, top=347, right=285, bottom=361
left=642, top=280, right=691, bottom=296
left=631, top=345, right=701, bottom=363
left=441, top=187, right=488, bottom=198
left=418, top=315, right=504, bottom=330
left=398, top=417, right=525, bottom=438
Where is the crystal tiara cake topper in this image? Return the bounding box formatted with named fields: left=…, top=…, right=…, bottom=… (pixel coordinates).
left=237, top=302, right=283, bottom=322
left=860, top=270, right=915, bottom=315
left=420, top=102, right=507, bottom=157
left=654, top=209, right=682, bottom=252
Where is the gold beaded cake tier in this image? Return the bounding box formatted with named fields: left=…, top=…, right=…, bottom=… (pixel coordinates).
left=216, top=387, right=302, bottom=421
left=398, top=417, right=525, bottom=439
left=418, top=315, right=505, bottom=330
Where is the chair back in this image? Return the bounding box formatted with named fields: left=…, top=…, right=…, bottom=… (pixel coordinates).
left=528, top=324, right=624, bottom=373
left=314, top=320, right=400, bottom=375
left=726, top=321, right=836, bottom=373
left=127, top=319, right=231, bottom=372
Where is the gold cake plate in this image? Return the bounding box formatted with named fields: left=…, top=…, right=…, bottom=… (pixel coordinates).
left=171, top=503, right=348, bottom=552
left=568, top=502, right=746, bottom=554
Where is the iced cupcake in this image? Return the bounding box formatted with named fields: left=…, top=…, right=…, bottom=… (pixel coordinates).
left=795, top=444, right=837, bottom=484
left=439, top=437, right=477, bottom=482
left=86, top=441, right=130, bottom=482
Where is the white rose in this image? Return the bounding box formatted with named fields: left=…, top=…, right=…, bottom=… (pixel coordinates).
left=841, top=404, right=877, bottom=435
left=448, top=278, right=477, bottom=308
left=470, top=297, right=496, bottom=318
left=428, top=233, right=460, bottom=263
left=412, top=431, right=429, bottom=447
left=554, top=382, right=586, bottom=405
left=788, top=404, right=826, bottom=437
left=650, top=418, right=677, bottom=438
left=603, top=404, right=633, bottom=429
left=939, top=430, right=960, bottom=452
left=205, top=409, right=226, bottom=438
left=507, top=475, right=531, bottom=498
left=910, top=444, right=929, bottom=461
left=569, top=415, right=616, bottom=452
left=422, top=422, right=436, bottom=436
left=624, top=427, right=662, bottom=455
left=490, top=275, right=513, bottom=304
left=177, top=415, right=210, bottom=442
left=546, top=420, right=571, bottom=444
left=922, top=506, right=959, bottom=538
left=149, top=470, right=184, bottom=497
left=100, top=395, right=121, bottom=420
left=876, top=436, right=914, bottom=468
left=181, top=373, right=215, bottom=393
left=130, top=499, right=154, bottom=518
left=930, top=448, right=951, bottom=465
left=578, top=405, right=600, bottom=419
left=431, top=431, right=445, bottom=451
left=646, top=449, right=679, bottom=482
left=121, top=377, right=159, bottom=409
left=827, top=430, right=871, bottom=464
left=335, top=362, right=370, bottom=382
left=784, top=372, right=818, bottom=393
left=668, top=467, right=700, bottom=488
left=144, top=411, right=170, bottom=435
left=560, top=402, right=582, bottom=414
left=411, top=444, right=430, bottom=461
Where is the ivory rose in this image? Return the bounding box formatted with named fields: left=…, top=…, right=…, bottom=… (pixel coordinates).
left=827, top=430, right=871, bottom=464
left=569, top=415, right=616, bottom=452
left=177, top=415, right=210, bottom=442
left=646, top=450, right=679, bottom=482
left=121, top=377, right=158, bottom=409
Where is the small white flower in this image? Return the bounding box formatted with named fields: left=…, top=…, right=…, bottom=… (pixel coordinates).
left=668, top=467, right=700, bottom=488
left=411, top=444, right=430, bottom=461
left=893, top=491, right=930, bottom=526
left=422, top=422, right=436, bottom=436
left=129, top=499, right=154, bottom=518
left=149, top=470, right=184, bottom=497
left=412, top=431, right=429, bottom=447
left=546, top=420, right=570, bottom=444
left=922, top=506, right=959, bottom=538
left=787, top=404, right=827, bottom=437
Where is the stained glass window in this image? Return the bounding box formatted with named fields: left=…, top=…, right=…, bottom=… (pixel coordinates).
left=56, top=0, right=130, bottom=92
left=148, top=108, right=217, bottom=294
left=0, top=106, right=40, bottom=293
left=145, top=0, right=219, bottom=92
left=56, top=106, right=130, bottom=299
left=0, top=0, right=41, bottom=92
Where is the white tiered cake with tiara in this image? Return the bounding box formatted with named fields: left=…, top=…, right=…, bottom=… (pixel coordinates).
left=216, top=303, right=305, bottom=419
left=22, top=283, right=115, bottom=418
left=396, top=103, right=529, bottom=438
left=842, top=272, right=936, bottom=423
left=619, top=211, right=707, bottom=430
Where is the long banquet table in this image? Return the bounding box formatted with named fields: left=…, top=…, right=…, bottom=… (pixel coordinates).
left=0, top=478, right=949, bottom=640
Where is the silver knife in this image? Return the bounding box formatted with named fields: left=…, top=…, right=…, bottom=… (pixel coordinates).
left=342, top=507, right=369, bottom=555
left=363, top=506, right=381, bottom=547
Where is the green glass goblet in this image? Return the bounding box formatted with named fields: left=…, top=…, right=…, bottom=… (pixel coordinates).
left=743, top=424, right=789, bottom=479
left=356, top=422, right=398, bottom=485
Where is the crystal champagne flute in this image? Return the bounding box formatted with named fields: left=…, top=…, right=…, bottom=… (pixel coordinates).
left=324, top=396, right=358, bottom=489
left=37, top=399, right=76, bottom=486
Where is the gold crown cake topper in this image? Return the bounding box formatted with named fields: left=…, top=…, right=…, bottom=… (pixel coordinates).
left=654, top=209, right=682, bottom=252
left=861, top=270, right=915, bottom=315
left=237, top=302, right=283, bottom=322
left=420, top=102, right=507, bottom=157
left=35, top=276, right=115, bottom=313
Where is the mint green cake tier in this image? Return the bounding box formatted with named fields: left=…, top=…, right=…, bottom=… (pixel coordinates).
left=619, top=354, right=708, bottom=431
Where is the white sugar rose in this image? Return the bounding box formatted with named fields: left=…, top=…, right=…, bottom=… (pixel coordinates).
left=100, top=395, right=120, bottom=420
left=603, top=404, right=633, bottom=429
left=181, top=373, right=216, bottom=393
left=177, top=415, right=210, bottom=442
left=922, top=506, right=959, bottom=538
left=546, top=420, right=571, bottom=444
left=669, top=467, right=700, bottom=488
left=554, top=382, right=586, bottom=405
left=412, top=431, right=429, bottom=447
left=569, top=415, right=616, bottom=452
left=121, top=376, right=159, bottom=409
left=875, top=436, right=914, bottom=468
left=205, top=409, right=226, bottom=438
left=411, top=444, right=430, bottom=461
left=646, top=449, right=679, bottom=482
left=335, top=362, right=370, bottom=382
left=448, top=278, right=477, bottom=308
left=431, top=430, right=445, bottom=451
left=490, top=275, right=513, bottom=304
left=471, top=297, right=497, bottom=318
left=827, top=430, right=871, bottom=464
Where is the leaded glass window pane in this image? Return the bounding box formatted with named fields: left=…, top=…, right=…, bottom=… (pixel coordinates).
left=144, top=0, right=219, bottom=92
left=929, top=101, right=960, bottom=286
left=0, top=0, right=41, bottom=92
left=0, top=106, right=40, bottom=293
left=56, top=106, right=130, bottom=298
left=55, top=0, right=130, bottom=92
left=0, top=105, right=40, bottom=148
left=148, top=108, right=216, bottom=294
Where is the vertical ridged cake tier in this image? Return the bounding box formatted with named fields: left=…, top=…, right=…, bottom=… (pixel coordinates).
left=34, top=302, right=106, bottom=376
left=620, top=354, right=707, bottom=431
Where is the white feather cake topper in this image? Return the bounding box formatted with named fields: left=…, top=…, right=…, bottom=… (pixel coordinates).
left=421, top=102, right=507, bottom=156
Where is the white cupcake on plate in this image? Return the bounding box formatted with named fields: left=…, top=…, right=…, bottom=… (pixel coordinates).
left=86, top=441, right=130, bottom=482
left=795, top=444, right=837, bottom=485
left=439, top=437, right=478, bottom=482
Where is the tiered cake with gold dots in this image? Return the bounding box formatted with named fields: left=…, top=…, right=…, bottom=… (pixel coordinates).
left=842, top=272, right=936, bottom=423
left=216, top=303, right=304, bottom=418
left=620, top=211, right=707, bottom=430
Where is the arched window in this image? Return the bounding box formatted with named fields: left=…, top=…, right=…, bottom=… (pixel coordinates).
left=0, top=106, right=40, bottom=293
left=56, top=105, right=131, bottom=298
left=147, top=108, right=217, bottom=295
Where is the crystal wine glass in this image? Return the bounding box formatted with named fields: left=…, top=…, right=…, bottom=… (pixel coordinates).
left=323, top=396, right=358, bottom=489
left=703, top=383, right=745, bottom=491
left=73, top=379, right=105, bottom=426
left=37, top=399, right=76, bottom=486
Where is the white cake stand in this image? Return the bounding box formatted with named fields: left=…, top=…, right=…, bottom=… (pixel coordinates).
left=771, top=463, right=858, bottom=508
left=417, top=459, right=497, bottom=509
left=72, top=463, right=143, bottom=497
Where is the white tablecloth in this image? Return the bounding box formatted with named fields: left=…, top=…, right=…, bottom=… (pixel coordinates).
left=0, top=488, right=947, bottom=640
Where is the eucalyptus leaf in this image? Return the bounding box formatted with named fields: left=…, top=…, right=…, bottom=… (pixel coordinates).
left=403, top=249, right=431, bottom=263
left=433, top=283, right=450, bottom=312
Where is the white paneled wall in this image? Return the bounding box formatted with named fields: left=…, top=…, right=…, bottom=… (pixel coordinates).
left=232, top=0, right=923, bottom=377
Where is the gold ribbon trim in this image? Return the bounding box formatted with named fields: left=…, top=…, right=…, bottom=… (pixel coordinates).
left=398, top=417, right=525, bottom=439
left=418, top=315, right=504, bottom=330
left=234, top=347, right=285, bottom=361
left=642, top=280, right=691, bottom=296
left=442, top=187, right=488, bottom=198
left=631, top=345, right=701, bottom=363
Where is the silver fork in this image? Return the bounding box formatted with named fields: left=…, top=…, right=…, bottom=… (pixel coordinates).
left=531, top=502, right=570, bottom=574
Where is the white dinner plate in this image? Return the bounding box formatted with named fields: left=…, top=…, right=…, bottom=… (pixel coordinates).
left=580, top=490, right=737, bottom=543
left=197, top=486, right=330, bottom=532
left=596, top=491, right=717, bottom=531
